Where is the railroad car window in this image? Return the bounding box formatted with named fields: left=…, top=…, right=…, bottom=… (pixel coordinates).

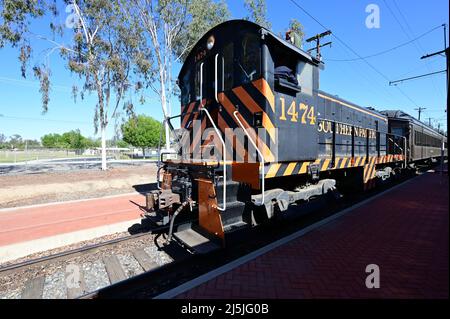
left=237, top=33, right=261, bottom=84
left=391, top=127, right=403, bottom=137
left=223, top=41, right=234, bottom=91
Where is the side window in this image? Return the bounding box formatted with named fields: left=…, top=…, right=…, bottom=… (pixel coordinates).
left=237, top=33, right=261, bottom=84
left=223, top=41, right=234, bottom=91
left=194, top=63, right=201, bottom=100
left=181, top=68, right=192, bottom=106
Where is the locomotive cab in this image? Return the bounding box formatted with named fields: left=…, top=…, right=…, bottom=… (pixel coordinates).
left=151, top=20, right=327, bottom=252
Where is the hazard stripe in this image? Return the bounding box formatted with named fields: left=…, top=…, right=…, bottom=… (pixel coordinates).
left=299, top=162, right=310, bottom=174
left=232, top=86, right=276, bottom=142
left=266, top=163, right=281, bottom=178
left=181, top=101, right=196, bottom=128
left=190, top=117, right=206, bottom=156
left=321, top=159, right=330, bottom=171
left=261, top=153, right=407, bottom=180
left=332, top=158, right=341, bottom=169
left=340, top=157, right=348, bottom=169
left=218, top=113, right=241, bottom=161
left=219, top=92, right=275, bottom=162
left=284, top=162, right=297, bottom=176
left=252, top=78, right=275, bottom=113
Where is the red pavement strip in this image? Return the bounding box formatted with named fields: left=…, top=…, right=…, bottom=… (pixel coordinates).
left=0, top=193, right=146, bottom=246
left=160, top=171, right=448, bottom=299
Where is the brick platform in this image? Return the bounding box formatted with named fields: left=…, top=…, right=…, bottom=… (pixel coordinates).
left=173, top=171, right=449, bottom=299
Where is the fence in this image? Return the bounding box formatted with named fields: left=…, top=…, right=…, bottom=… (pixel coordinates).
left=0, top=147, right=161, bottom=163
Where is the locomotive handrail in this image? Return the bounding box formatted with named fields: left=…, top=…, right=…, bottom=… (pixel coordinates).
left=200, top=107, right=227, bottom=211
left=214, top=53, right=219, bottom=103
left=403, top=136, right=407, bottom=166
left=233, top=110, right=265, bottom=206
left=387, top=137, right=403, bottom=151
left=200, top=62, right=205, bottom=108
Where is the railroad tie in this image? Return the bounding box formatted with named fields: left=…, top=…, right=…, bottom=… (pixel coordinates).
left=132, top=248, right=158, bottom=272
left=66, top=266, right=87, bottom=299
left=21, top=276, right=45, bottom=299
left=103, top=255, right=127, bottom=284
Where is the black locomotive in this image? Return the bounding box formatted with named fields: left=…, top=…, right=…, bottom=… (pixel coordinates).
left=147, top=20, right=447, bottom=252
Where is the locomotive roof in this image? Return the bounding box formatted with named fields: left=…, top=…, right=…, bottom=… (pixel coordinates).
left=318, top=90, right=388, bottom=122
left=178, top=19, right=321, bottom=79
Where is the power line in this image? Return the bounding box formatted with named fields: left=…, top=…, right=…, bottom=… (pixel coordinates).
left=325, top=25, right=442, bottom=62
left=0, top=76, right=71, bottom=92
left=288, top=0, right=420, bottom=107
left=389, top=70, right=446, bottom=85
left=0, top=115, right=91, bottom=125
left=385, top=0, right=446, bottom=102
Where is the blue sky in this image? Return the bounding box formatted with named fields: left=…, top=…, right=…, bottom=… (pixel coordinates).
left=0, top=0, right=448, bottom=140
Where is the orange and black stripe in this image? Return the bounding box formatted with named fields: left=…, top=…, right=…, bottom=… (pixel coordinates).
left=264, top=155, right=405, bottom=179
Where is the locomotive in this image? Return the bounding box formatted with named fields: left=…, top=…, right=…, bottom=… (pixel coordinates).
left=147, top=20, right=447, bottom=253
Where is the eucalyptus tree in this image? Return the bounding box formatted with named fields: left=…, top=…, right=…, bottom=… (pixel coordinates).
left=244, top=0, right=271, bottom=30
left=38, top=1, right=147, bottom=170
left=124, top=0, right=230, bottom=151
left=0, top=0, right=46, bottom=77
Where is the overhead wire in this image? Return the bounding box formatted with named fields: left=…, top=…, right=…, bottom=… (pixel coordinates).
left=288, top=0, right=420, bottom=108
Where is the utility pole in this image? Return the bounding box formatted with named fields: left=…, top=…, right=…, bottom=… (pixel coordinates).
left=420, top=23, right=448, bottom=174
left=306, top=30, right=332, bottom=61
left=414, top=107, right=426, bottom=121
left=427, top=117, right=432, bottom=127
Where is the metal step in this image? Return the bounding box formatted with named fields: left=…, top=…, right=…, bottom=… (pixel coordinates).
left=173, top=228, right=220, bottom=254
left=223, top=221, right=249, bottom=233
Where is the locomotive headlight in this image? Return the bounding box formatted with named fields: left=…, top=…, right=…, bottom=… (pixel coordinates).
left=206, top=35, right=215, bottom=50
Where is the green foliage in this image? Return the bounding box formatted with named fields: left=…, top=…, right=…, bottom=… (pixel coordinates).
left=41, top=133, right=63, bottom=148
left=115, top=139, right=129, bottom=148
left=288, top=18, right=304, bottom=48
left=51, top=0, right=147, bottom=129
left=0, top=0, right=46, bottom=77
left=41, top=130, right=101, bottom=149
left=61, top=130, right=85, bottom=149
left=244, top=0, right=271, bottom=30
left=174, top=0, right=230, bottom=62
left=0, top=134, right=40, bottom=149
left=0, top=133, right=6, bottom=144
left=121, top=115, right=163, bottom=149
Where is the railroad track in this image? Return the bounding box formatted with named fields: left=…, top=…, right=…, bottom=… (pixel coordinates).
left=0, top=222, right=188, bottom=299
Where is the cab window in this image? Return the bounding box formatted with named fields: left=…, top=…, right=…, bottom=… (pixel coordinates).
left=180, top=68, right=192, bottom=106
left=223, top=41, right=234, bottom=91
left=236, top=32, right=261, bottom=85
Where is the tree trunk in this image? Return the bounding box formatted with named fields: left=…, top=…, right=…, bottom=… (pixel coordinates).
left=101, top=125, right=107, bottom=170
left=159, top=72, right=171, bottom=152
left=142, top=147, right=146, bottom=159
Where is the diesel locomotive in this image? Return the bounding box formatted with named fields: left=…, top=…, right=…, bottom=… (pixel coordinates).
left=147, top=20, right=447, bottom=253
